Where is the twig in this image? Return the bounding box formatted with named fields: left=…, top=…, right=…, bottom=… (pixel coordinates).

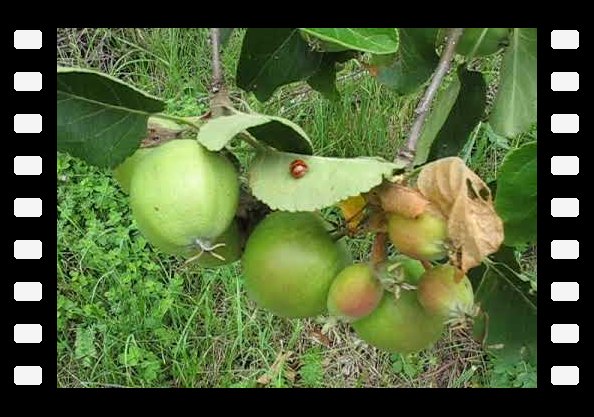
left=210, top=28, right=224, bottom=93
left=209, top=28, right=233, bottom=118
left=396, top=28, right=464, bottom=167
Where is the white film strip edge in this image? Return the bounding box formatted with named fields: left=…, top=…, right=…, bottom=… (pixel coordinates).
left=550, top=28, right=580, bottom=387
left=13, top=29, right=43, bottom=386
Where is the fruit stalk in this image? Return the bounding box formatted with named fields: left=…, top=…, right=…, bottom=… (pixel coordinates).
left=396, top=28, right=464, bottom=167
left=371, top=232, right=388, bottom=266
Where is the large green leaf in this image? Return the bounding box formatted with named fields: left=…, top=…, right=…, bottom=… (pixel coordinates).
left=236, top=28, right=323, bottom=102
left=197, top=111, right=313, bottom=155
left=249, top=150, right=400, bottom=211
left=469, top=247, right=536, bottom=364
left=489, top=28, right=537, bottom=138
left=300, top=28, right=399, bottom=54
left=495, top=142, right=537, bottom=247
left=57, top=67, right=164, bottom=168
left=307, top=51, right=357, bottom=101
left=374, top=28, right=439, bottom=95
left=413, top=76, right=461, bottom=165
left=307, top=56, right=339, bottom=100
left=219, top=28, right=235, bottom=48
left=427, top=67, right=486, bottom=161
left=456, top=28, right=510, bottom=57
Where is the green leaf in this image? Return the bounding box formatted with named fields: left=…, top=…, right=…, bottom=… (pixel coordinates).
left=307, top=51, right=356, bottom=100
left=374, top=28, right=439, bottom=95
left=456, top=28, right=510, bottom=57
left=469, top=247, right=536, bottom=364
left=219, top=28, right=234, bottom=48
left=489, top=28, right=537, bottom=138
left=413, top=75, right=461, bottom=165
left=426, top=67, right=487, bottom=161
left=237, top=28, right=323, bottom=102
left=197, top=111, right=313, bottom=154
left=249, top=150, right=400, bottom=211
left=307, top=60, right=338, bottom=100
left=495, top=142, right=537, bottom=247
left=57, top=67, right=165, bottom=168
left=300, top=28, right=399, bottom=54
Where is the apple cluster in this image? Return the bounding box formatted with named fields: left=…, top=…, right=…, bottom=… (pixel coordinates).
left=113, top=140, right=475, bottom=355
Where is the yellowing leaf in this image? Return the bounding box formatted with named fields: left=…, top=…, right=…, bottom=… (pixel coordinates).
left=417, top=157, right=504, bottom=272
left=338, top=195, right=367, bottom=234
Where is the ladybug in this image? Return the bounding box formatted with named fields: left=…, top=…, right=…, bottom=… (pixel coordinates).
left=290, top=159, right=308, bottom=179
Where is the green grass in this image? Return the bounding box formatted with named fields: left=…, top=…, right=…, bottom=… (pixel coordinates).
left=57, top=28, right=536, bottom=388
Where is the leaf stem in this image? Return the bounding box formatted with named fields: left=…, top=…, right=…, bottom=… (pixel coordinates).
left=396, top=28, right=464, bottom=168
left=238, top=131, right=270, bottom=152
left=150, top=113, right=202, bottom=130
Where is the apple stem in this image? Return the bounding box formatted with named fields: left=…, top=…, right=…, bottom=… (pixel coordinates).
left=371, top=232, right=388, bottom=266
left=421, top=260, right=433, bottom=271
left=150, top=113, right=202, bottom=130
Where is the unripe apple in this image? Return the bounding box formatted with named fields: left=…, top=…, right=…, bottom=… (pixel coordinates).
left=327, top=263, right=383, bottom=322
left=242, top=211, right=350, bottom=318
left=113, top=148, right=152, bottom=194
left=352, top=290, right=444, bottom=354
left=387, top=210, right=447, bottom=261
left=392, top=255, right=426, bottom=285
left=130, top=139, right=239, bottom=257
left=417, top=264, right=474, bottom=320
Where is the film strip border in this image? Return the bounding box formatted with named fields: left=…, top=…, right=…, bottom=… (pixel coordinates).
left=11, top=28, right=54, bottom=386
left=547, top=29, right=581, bottom=387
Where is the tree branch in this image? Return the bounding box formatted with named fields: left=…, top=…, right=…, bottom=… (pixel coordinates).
left=396, top=28, right=464, bottom=167
left=209, top=28, right=232, bottom=118
left=210, top=28, right=224, bottom=92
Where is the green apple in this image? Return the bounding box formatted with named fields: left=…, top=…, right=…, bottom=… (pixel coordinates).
left=242, top=211, right=350, bottom=318
left=130, top=139, right=239, bottom=257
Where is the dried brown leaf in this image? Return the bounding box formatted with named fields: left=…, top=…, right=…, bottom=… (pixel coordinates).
left=378, top=183, right=430, bottom=218
left=448, top=191, right=504, bottom=272
left=256, top=374, right=271, bottom=385
left=256, top=350, right=293, bottom=386
left=417, top=157, right=503, bottom=272
left=284, top=367, right=297, bottom=383
left=310, top=329, right=333, bottom=347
